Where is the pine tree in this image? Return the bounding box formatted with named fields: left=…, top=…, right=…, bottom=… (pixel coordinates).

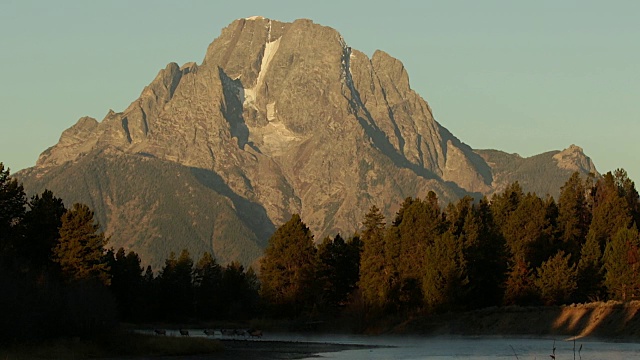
left=557, top=172, right=591, bottom=259
left=358, top=206, right=388, bottom=309
left=503, top=257, right=538, bottom=305
left=461, top=198, right=506, bottom=308
left=194, top=252, right=222, bottom=319
left=535, top=251, right=577, bottom=305
left=53, top=203, right=110, bottom=285
left=316, top=234, right=361, bottom=313
left=576, top=232, right=605, bottom=301
left=0, top=163, right=26, bottom=267
left=604, top=226, right=640, bottom=301
left=108, top=247, right=143, bottom=320
left=21, top=190, right=66, bottom=272
left=157, top=249, right=194, bottom=320
left=588, top=172, right=634, bottom=252
left=259, top=214, right=318, bottom=315
left=421, top=231, right=468, bottom=311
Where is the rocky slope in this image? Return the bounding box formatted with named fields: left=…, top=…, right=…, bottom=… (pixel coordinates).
left=17, top=17, right=597, bottom=268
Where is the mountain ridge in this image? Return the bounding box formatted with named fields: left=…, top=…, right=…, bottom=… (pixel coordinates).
left=17, top=17, right=598, bottom=268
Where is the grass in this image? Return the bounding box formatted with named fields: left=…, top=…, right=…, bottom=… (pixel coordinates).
left=0, top=331, right=223, bottom=359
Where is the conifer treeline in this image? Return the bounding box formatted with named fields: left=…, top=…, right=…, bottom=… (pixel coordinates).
left=259, top=169, right=640, bottom=316
left=0, top=163, right=260, bottom=343
left=3, top=160, right=640, bottom=341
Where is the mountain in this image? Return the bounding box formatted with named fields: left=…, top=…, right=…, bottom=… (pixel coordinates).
left=16, top=17, right=597, bottom=269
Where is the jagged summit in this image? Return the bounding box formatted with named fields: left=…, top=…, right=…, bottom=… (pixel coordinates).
left=18, top=17, right=598, bottom=268
left=553, top=144, right=597, bottom=174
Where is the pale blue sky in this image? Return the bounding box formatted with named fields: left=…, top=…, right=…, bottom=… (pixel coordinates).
left=1, top=1, right=638, bottom=184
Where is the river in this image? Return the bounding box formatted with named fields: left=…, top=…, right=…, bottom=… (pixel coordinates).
left=136, top=329, right=640, bottom=359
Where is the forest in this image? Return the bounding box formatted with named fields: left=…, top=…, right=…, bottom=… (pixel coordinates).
left=2, top=162, right=639, bottom=343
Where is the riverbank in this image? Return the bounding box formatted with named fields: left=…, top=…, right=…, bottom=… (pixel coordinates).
left=395, top=301, right=640, bottom=340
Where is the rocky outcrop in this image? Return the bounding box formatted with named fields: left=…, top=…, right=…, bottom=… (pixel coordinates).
left=19, top=17, right=598, bottom=267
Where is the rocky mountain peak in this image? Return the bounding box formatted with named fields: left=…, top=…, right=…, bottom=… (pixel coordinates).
left=553, top=144, right=598, bottom=174
left=20, top=17, right=600, bottom=268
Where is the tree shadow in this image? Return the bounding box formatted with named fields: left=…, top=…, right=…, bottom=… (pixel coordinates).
left=552, top=302, right=640, bottom=339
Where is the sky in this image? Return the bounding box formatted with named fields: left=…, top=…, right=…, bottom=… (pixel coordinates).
left=1, top=0, right=638, bottom=182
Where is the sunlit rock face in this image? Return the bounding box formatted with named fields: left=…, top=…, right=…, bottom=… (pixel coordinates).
left=19, top=17, right=597, bottom=268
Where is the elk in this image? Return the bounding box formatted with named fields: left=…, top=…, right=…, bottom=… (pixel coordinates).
left=221, top=328, right=235, bottom=336
left=154, top=329, right=166, bottom=335
left=248, top=328, right=263, bottom=338
left=179, top=329, right=189, bottom=336
left=204, top=329, right=216, bottom=336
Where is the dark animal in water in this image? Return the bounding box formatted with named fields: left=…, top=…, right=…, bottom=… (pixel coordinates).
left=221, top=329, right=235, bottom=336
left=204, top=329, right=216, bottom=336
left=248, top=328, right=263, bottom=338
left=179, top=329, right=189, bottom=336
left=154, top=329, right=166, bottom=335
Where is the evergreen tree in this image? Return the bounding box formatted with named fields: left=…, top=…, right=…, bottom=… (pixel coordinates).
left=108, top=247, right=144, bottom=320
left=557, top=172, right=591, bottom=260
left=397, top=194, right=446, bottom=281
left=316, top=234, right=361, bottom=313
left=157, top=249, right=194, bottom=320
left=461, top=198, right=507, bottom=308
left=0, top=163, right=26, bottom=268
left=576, top=232, right=606, bottom=301
left=53, top=203, right=110, bottom=285
left=613, top=169, right=640, bottom=227
left=504, top=257, right=538, bottom=305
left=535, top=251, right=577, bottom=305
left=220, top=262, right=260, bottom=319
left=502, top=193, right=554, bottom=269
left=490, top=182, right=524, bottom=230
left=421, top=231, right=467, bottom=311
left=20, top=190, right=66, bottom=272
left=358, top=206, right=388, bottom=309
left=588, top=172, right=634, bottom=252
left=604, top=226, right=640, bottom=301
left=259, top=214, right=318, bottom=315
left=194, top=252, right=222, bottom=319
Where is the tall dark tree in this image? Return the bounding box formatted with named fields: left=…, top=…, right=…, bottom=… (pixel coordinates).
left=490, top=181, right=524, bottom=230
left=397, top=193, right=446, bottom=281
left=557, top=172, right=591, bottom=259
left=503, top=257, right=538, bottom=305
left=0, top=163, right=26, bottom=268
left=53, top=203, right=110, bottom=285
left=316, top=234, right=361, bottom=313
left=259, top=214, right=318, bottom=315
left=613, top=169, right=640, bottom=227
left=20, top=190, right=66, bottom=272
left=220, top=262, right=261, bottom=320
left=157, top=249, right=194, bottom=320
left=604, top=226, right=640, bottom=301
left=535, top=251, right=577, bottom=305
left=502, top=192, right=554, bottom=270
left=421, top=231, right=467, bottom=311
left=588, top=171, right=634, bottom=252
left=576, top=232, right=606, bottom=301
left=460, top=198, right=506, bottom=308
left=193, top=252, right=222, bottom=319
left=358, top=205, right=389, bottom=309
left=107, top=247, right=144, bottom=321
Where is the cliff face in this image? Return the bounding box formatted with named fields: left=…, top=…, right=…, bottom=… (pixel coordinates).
left=18, top=17, right=597, bottom=267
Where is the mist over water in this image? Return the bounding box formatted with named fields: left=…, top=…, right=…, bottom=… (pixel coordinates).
left=292, top=335, right=640, bottom=360
left=135, top=329, right=640, bottom=359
